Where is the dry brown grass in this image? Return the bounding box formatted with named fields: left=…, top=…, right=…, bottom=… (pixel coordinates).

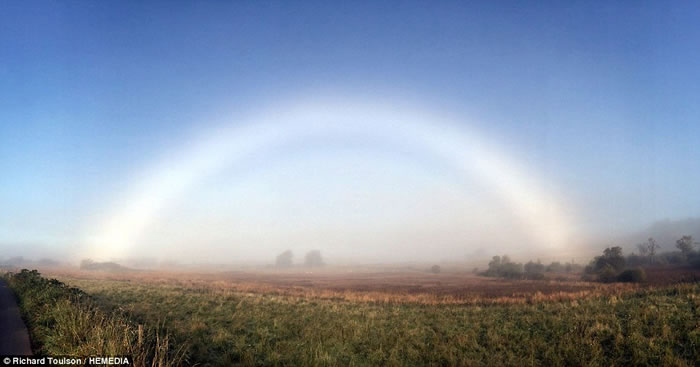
left=43, top=267, right=647, bottom=305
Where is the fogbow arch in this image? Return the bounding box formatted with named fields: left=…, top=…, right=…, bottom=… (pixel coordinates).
left=84, top=98, right=574, bottom=260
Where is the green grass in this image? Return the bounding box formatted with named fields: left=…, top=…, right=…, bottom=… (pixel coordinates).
left=60, top=277, right=700, bottom=367
left=2, top=270, right=185, bottom=367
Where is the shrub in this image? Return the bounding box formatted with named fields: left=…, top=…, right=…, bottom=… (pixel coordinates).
left=617, top=268, right=646, bottom=283
left=598, top=265, right=618, bottom=283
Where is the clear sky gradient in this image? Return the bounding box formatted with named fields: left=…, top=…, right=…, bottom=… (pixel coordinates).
left=1, top=2, right=699, bottom=263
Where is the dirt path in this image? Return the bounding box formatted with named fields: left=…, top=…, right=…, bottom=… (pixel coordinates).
left=0, top=279, right=32, bottom=355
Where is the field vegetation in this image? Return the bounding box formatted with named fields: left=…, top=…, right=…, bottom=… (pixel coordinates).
left=30, top=267, right=700, bottom=366
left=2, top=270, right=185, bottom=366
left=3, top=252, right=699, bottom=366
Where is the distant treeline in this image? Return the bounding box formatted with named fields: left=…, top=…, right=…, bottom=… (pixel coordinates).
left=583, top=235, right=699, bottom=283
left=482, top=235, right=699, bottom=283
left=480, top=256, right=583, bottom=280
left=623, top=236, right=700, bottom=267
left=80, top=259, right=131, bottom=272
left=0, top=256, right=62, bottom=267
left=275, top=249, right=324, bottom=268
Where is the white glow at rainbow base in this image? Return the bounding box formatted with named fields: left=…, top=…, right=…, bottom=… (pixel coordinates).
left=82, top=97, right=576, bottom=261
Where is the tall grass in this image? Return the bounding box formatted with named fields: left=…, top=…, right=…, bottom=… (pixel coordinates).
left=67, top=276, right=699, bottom=366
left=2, top=270, right=186, bottom=367
left=7, top=269, right=698, bottom=366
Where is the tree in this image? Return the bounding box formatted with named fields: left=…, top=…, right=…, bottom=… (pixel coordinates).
left=430, top=265, right=441, bottom=274
left=676, top=236, right=695, bottom=255
left=485, top=255, right=505, bottom=277
left=500, top=262, right=524, bottom=279
left=591, top=246, right=626, bottom=273
left=646, top=238, right=660, bottom=260
left=80, top=259, right=95, bottom=269
left=524, top=260, right=545, bottom=274
left=488, top=256, right=502, bottom=269
left=636, top=243, right=649, bottom=257
left=304, top=250, right=324, bottom=267
left=634, top=238, right=660, bottom=265
left=275, top=250, right=293, bottom=268
left=482, top=255, right=525, bottom=279
left=546, top=261, right=564, bottom=272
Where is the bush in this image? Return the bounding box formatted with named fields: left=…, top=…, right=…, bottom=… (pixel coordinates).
left=617, top=268, right=646, bottom=283
left=598, top=265, right=618, bottom=283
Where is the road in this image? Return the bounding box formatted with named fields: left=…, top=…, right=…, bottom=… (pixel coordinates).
left=0, top=279, right=32, bottom=355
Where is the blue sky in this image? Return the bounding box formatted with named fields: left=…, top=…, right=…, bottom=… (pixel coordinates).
left=1, top=1, right=699, bottom=262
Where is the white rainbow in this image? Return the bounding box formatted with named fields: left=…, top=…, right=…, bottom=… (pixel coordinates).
left=83, top=97, right=575, bottom=260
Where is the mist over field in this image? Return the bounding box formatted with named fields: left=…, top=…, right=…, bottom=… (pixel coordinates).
left=3, top=217, right=700, bottom=268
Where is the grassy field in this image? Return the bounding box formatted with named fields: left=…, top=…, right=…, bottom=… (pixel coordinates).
left=5, top=268, right=700, bottom=366
left=2, top=270, right=185, bottom=366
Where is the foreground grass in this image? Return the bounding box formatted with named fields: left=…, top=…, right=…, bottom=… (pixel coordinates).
left=60, top=276, right=700, bottom=366
left=2, top=270, right=186, bottom=366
